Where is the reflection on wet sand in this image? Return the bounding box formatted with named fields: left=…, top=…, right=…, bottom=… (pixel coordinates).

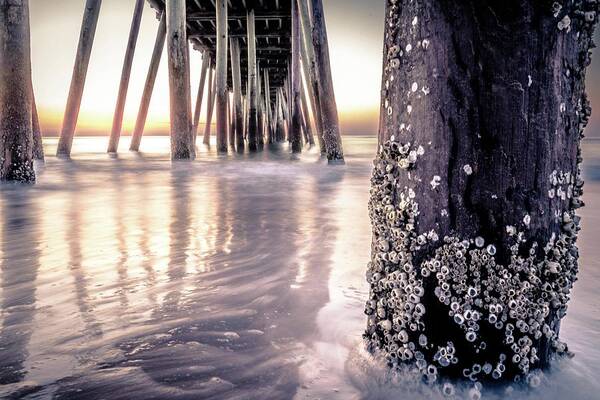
left=2, top=138, right=600, bottom=400
left=0, top=142, right=345, bottom=399
left=0, top=189, right=41, bottom=385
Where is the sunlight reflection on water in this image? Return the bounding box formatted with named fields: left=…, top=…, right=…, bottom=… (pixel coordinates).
left=0, top=137, right=599, bottom=399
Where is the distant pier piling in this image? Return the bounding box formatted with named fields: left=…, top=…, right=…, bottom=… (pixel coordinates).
left=203, top=66, right=216, bottom=145
left=193, top=53, right=210, bottom=142
left=230, top=39, right=244, bottom=151
left=32, top=94, right=45, bottom=161
left=289, top=0, right=302, bottom=153
left=215, top=0, right=228, bottom=153
left=107, top=0, right=144, bottom=153
left=4, top=0, right=346, bottom=168
left=130, top=12, right=166, bottom=152
left=246, top=8, right=259, bottom=151
left=0, top=0, right=35, bottom=182
left=57, top=0, right=102, bottom=157
left=166, top=0, right=194, bottom=160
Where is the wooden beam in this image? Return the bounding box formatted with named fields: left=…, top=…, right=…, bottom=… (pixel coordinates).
left=290, top=0, right=302, bottom=153
left=130, top=13, right=166, bottom=152
left=56, top=0, right=102, bottom=157
left=190, top=33, right=287, bottom=39
left=188, top=11, right=289, bottom=21
left=166, top=0, right=194, bottom=159
left=0, top=0, right=35, bottom=181
left=215, top=0, right=228, bottom=153
left=108, top=0, right=144, bottom=153
left=246, top=8, right=258, bottom=151
left=193, top=53, right=210, bottom=141
left=311, top=0, right=344, bottom=162
left=230, top=38, right=244, bottom=152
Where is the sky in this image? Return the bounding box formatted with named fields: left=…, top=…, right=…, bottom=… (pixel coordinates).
left=29, top=0, right=600, bottom=137
left=29, top=0, right=385, bottom=137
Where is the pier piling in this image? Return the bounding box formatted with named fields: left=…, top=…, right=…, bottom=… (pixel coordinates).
left=193, top=53, right=210, bottom=142
left=0, top=0, right=35, bottom=182
left=57, top=0, right=102, bottom=157
left=108, top=0, right=144, bottom=153
left=166, top=0, right=194, bottom=160
left=130, top=12, right=166, bottom=152
left=215, top=0, right=228, bottom=153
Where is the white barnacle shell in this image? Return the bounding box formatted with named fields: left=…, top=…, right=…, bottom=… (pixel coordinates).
left=417, top=145, right=425, bottom=156
left=379, top=320, right=392, bottom=331
left=408, top=151, right=418, bottom=163
left=523, top=214, right=531, bottom=227
left=552, top=2, right=562, bottom=18
left=463, top=164, right=473, bottom=175
left=475, top=236, right=485, bottom=248
left=411, top=82, right=418, bottom=92
left=407, top=105, right=413, bottom=114
left=412, top=16, right=418, bottom=26
left=528, top=75, right=532, bottom=87
left=405, top=43, right=412, bottom=52
left=430, top=175, right=441, bottom=190
left=547, top=261, right=560, bottom=274
left=466, top=331, right=477, bottom=343
left=421, top=86, right=430, bottom=95
left=422, top=39, right=430, bottom=50
left=506, top=225, right=516, bottom=236
left=557, top=15, right=571, bottom=31
left=486, top=244, right=497, bottom=256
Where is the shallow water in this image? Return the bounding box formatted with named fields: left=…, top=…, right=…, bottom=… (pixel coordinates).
left=0, top=137, right=599, bottom=399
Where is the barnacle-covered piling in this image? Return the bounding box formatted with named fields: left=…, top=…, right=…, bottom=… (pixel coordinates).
left=366, top=0, right=599, bottom=390
left=0, top=0, right=35, bottom=182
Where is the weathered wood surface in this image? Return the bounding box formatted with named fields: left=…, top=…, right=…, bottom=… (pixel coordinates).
left=166, top=0, right=194, bottom=160
left=215, top=0, right=228, bottom=153
left=310, top=0, right=343, bottom=162
left=0, top=0, right=35, bottom=182
left=366, top=0, right=599, bottom=385
left=108, top=0, right=144, bottom=153
left=57, top=0, right=102, bottom=157
left=130, top=12, right=166, bottom=151
left=290, top=0, right=302, bottom=153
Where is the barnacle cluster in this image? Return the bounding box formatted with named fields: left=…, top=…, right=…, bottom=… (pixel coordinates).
left=0, top=144, right=35, bottom=182
left=364, top=139, right=583, bottom=388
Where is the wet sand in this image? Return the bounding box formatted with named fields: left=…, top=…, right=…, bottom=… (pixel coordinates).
left=0, top=137, right=599, bottom=399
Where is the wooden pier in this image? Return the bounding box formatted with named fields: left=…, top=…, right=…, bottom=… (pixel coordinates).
left=0, top=0, right=346, bottom=182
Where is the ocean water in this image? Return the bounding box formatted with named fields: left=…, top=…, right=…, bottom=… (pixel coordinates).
left=0, top=136, right=599, bottom=400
